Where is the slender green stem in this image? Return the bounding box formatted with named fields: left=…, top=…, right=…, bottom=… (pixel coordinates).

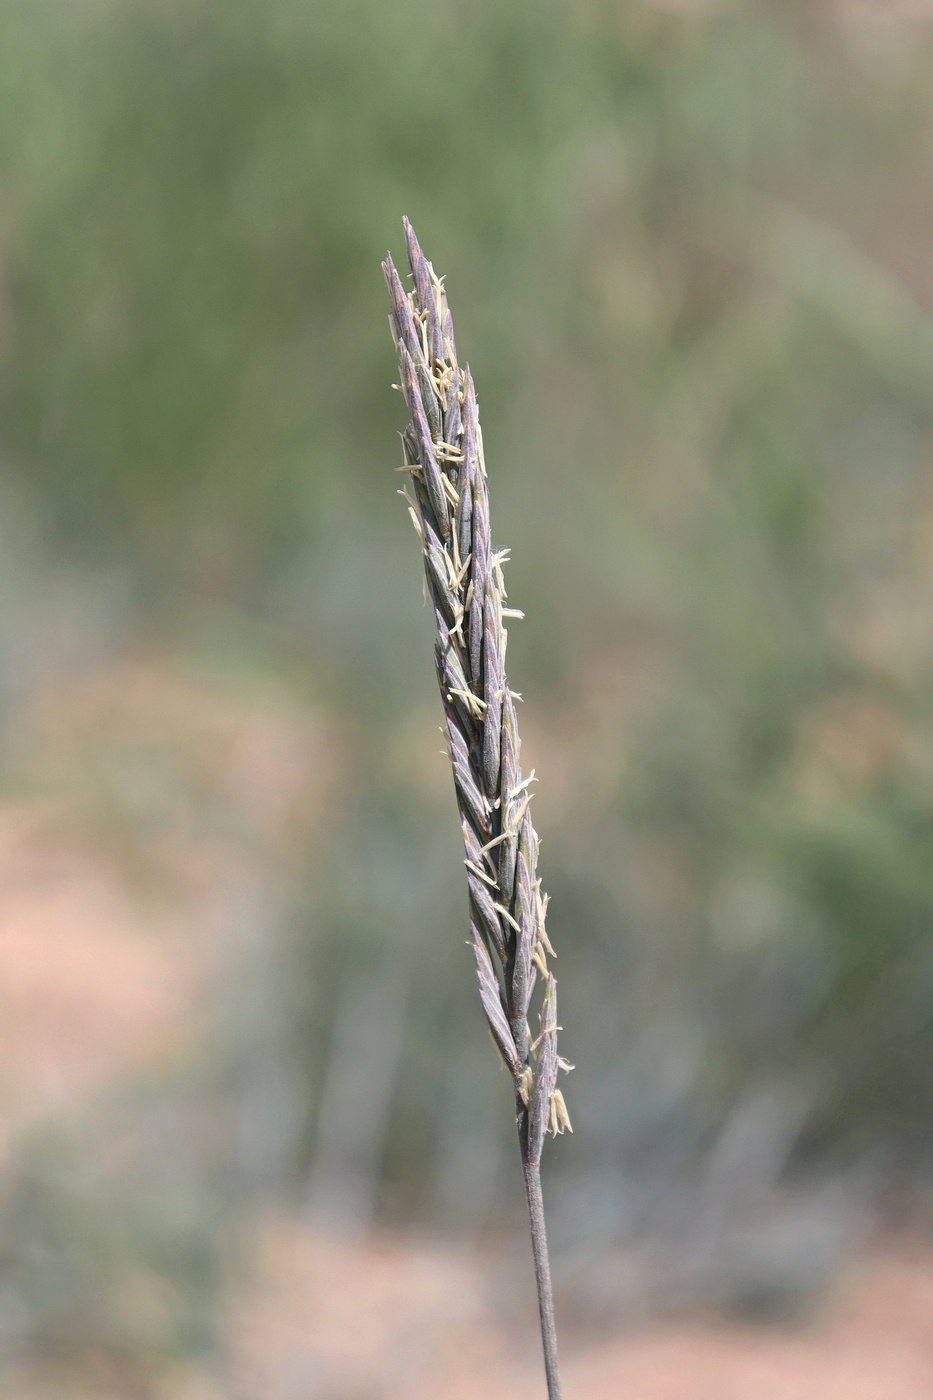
left=521, top=1157, right=563, bottom=1400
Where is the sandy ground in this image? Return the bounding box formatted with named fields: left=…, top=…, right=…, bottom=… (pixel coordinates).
left=223, top=1219, right=933, bottom=1400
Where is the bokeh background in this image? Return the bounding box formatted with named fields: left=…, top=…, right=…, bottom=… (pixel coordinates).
left=2, top=1, right=933, bottom=1395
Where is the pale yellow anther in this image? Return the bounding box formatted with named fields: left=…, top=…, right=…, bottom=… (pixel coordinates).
left=505, top=792, right=531, bottom=836
left=454, top=553, right=472, bottom=589
left=442, top=549, right=460, bottom=589
left=510, top=769, right=537, bottom=799
left=464, top=858, right=497, bottom=888
left=548, top=1090, right=572, bottom=1136
left=493, top=902, right=522, bottom=933
left=449, top=687, right=487, bottom=718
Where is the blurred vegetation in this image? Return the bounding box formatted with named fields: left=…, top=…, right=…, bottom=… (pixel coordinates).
left=2, top=0, right=933, bottom=1386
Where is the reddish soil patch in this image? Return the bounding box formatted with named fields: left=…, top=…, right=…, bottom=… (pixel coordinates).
left=0, top=806, right=206, bottom=1155
left=225, top=1221, right=933, bottom=1400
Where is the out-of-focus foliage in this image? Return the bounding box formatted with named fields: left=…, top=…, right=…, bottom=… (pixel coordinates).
left=2, top=0, right=933, bottom=1384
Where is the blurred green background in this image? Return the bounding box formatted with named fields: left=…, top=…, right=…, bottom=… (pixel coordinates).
left=2, top=0, right=933, bottom=1393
